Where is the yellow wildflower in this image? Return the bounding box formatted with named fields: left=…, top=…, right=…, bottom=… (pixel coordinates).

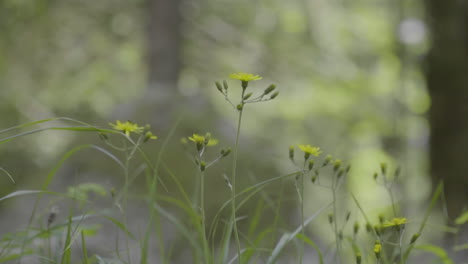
left=298, top=144, right=322, bottom=157
left=229, top=72, right=263, bottom=82
left=382, top=217, right=407, bottom=228
left=188, top=133, right=218, bottom=146
left=109, top=120, right=144, bottom=136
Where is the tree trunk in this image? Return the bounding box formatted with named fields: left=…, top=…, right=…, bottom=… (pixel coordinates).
left=425, top=0, right=468, bottom=219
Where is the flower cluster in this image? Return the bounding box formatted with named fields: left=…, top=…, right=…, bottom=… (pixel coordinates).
left=215, top=72, right=279, bottom=111
left=108, top=120, right=157, bottom=142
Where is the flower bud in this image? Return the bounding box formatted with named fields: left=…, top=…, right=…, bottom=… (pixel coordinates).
left=221, top=148, right=232, bottom=157
left=323, top=155, right=332, bottom=166
left=99, top=132, right=108, bottom=141
left=236, top=104, right=244, bottom=111
left=373, top=172, right=378, bottom=180
left=333, top=159, right=342, bottom=172
left=216, top=81, right=223, bottom=93
left=378, top=214, right=385, bottom=224
left=243, top=92, right=253, bottom=100
left=356, top=252, right=362, bottom=264
left=366, top=222, right=373, bottom=233
left=223, top=80, right=228, bottom=91
left=380, top=162, right=387, bottom=175
left=354, top=222, right=360, bottom=235
left=270, top=91, right=279, bottom=99
left=289, top=145, right=295, bottom=160
left=308, top=159, right=315, bottom=170
left=264, top=84, right=276, bottom=95
left=311, top=175, right=317, bottom=183
left=345, top=211, right=351, bottom=222
left=328, top=213, right=334, bottom=224
left=200, top=161, right=206, bottom=171
left=374, top=240, right=381, bottom=259
left=410, top=233, right=420, bottom=244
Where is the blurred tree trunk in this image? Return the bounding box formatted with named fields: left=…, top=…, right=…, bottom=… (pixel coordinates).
left=425, top=0, right=468, bottom=219
left=144, top=0, right=183, bottom=127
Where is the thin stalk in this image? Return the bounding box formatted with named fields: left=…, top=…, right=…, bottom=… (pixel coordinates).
left=231, top=108, right=244, bottom=263
left=331, top=174, right=342, bottom=264
left=299, top=173, right=305, bottom=263
left=200, top=171, right=210, bottom=263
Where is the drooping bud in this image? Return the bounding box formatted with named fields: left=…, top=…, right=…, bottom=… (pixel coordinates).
left=243, top=92, right=253, bottom=100
left=223, top=80, right=229, bottom=91
left=221, top=147, right=232, bottom=157
left=270, top=92, right=279, bottom=99
left=216, top=81, right=223, bottom=93
left=264, top=84, right=276, bottom=95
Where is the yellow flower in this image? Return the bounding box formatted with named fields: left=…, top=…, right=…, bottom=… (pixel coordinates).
left=382, top=217, right=407, bottom=228
left=109, top=120, right=144, bottom=136
left=188, top=133, right=218, bottom=146
left=229, top=72, right=263, bottom=82
left=298, top=144, right=322, bottom=157
left=144, top=131, right=158, bottom=142
left=374, top=241, right=381, bottom=259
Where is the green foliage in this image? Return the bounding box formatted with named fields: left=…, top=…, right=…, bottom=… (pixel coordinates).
left=0, top=74, right=461, bottom=264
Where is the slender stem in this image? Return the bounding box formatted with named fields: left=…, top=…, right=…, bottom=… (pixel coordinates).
left=200, top=171, right=210, bottom=263
left=332, top=180, right=342, bottom=264
left=299, top=173, right=305, bottom=264
left=231, top=108, right=243, bottom=263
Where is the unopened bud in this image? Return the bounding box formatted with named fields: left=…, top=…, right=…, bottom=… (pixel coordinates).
left=354, top=222, right=360, bottom=235
left=200, top=161, right=206, bottom=171
left=289, top=145, right=295, bottom=160
left=243, top=92, right=253, bottom=100
left=270, top=91, right=279, bottom=99
left=308, top=160, right=315, bottom=170
left=323, top=155, right=332, bottom=166
left=333, top=159, right=342, bottom=172
left=264, top=84, right=276, bottom=95
left=236, top=104, right=244, bottom=111
left=216, top=81, right=223, bottom=93
left=356, top=252, right=362, bottom=264
left=223, top=80, right=228, bottom=91
left=345, top=211, right=351, bottom=222
left=380, top=162, right=387, bottom=175
left=410, top=233, right=420, bottom=244
left=328, top=213, right=334, bottom=224
left=221, top=148, right=232, bottom=157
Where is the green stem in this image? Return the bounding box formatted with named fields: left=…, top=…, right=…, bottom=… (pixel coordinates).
left=200, top=171, right=210, bottom=263
left=332, top=182, right=341, bottom=264
left=299, top=173, right=305, bottom=264
left=231, top=108, right=243, bottom=263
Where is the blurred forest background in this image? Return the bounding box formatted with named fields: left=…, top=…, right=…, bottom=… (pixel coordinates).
left=1, top=0, right=467, bottom=262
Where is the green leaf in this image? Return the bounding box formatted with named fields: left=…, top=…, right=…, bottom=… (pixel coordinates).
left=455, top=211, right=468, bottom=225
left=414, top=244, right=454, bottom=264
